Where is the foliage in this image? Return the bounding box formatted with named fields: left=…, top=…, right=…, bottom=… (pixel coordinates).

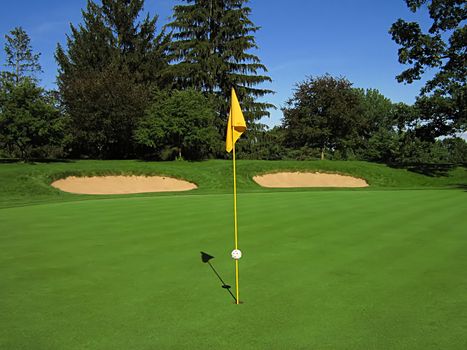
left=280, top=73, right=466, bottom=165
left=355, top=88, right=394, bottom=134
left=413, top=93, right=465, bottom=140
left=389, top=0, right=466, bottom=94
left=168, top=0, right=274, bottom=123
left=1, top=2, right=463, bottom=164
left=3, top=27, right=41, bottom=84
left=56, top=0, right=170, bottom=159
left=60, top=63, right=149, bottom=159
left=389, top=0, right=466, bottom=137
left=363, top=128, right=399, bottom=163
left=441, top=137, right=467, bottom=163
left=0, top=79, right=68, bottom=161
left=236, top=125, right=289, bottom=160
left=134, top=89, right=218, bottom=160
left=352, top=88, right=397, bottom=160
left=282, top=75, right=364, bottom=160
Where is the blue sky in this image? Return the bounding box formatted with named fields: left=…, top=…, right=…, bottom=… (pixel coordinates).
left=0, top=0, right=434, bottom=127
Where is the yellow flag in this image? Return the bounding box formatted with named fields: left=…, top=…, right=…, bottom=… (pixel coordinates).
left=226, top=88, right=247, bottom=152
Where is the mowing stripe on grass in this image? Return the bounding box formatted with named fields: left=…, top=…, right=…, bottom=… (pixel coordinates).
left=1, top=190, right=466, bottom=349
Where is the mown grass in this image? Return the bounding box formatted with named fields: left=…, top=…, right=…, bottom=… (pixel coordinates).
left=1, top=160, right=466, bottom=349
left=0, top=159, right=466, bottom=208
left=1, top=189, right=466, bottom=349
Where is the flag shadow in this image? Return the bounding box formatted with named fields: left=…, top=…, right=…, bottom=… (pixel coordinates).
left=200, top=251, right=237, bottom=303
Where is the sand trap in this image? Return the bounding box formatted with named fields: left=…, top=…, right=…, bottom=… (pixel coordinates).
left=253, top=172, right=368, bottom=188
left=51, top=175, right=197, bottom=194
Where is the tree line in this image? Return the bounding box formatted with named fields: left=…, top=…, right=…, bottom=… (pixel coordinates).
left=0, top=0, right=465, bottom=164
left=243, top=74, right=466, bottom=165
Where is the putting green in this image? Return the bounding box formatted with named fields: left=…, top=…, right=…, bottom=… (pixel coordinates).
left=1, top=189, right=466, bottom=349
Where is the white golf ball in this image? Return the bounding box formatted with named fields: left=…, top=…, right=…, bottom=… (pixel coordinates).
left=231, top=249, right=242, bottom=260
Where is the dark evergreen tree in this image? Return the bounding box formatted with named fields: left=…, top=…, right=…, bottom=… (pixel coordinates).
left=168, top=0, right=274, bottom=124
left=3, top=27, right=42, bottom=84
left=56, top=0, right=170, bottom=159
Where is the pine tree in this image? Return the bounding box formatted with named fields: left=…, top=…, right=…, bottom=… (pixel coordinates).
left=169, top=0, right=274, bottom=123
left=56, top=0, right=170, bottom=158
left=3, top=27, right=41, bottom=84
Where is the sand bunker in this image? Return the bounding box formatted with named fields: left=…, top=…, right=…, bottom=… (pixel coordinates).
left=51, top=175, right=197, bottom=194
left=253, top=172, right=368, bottom=188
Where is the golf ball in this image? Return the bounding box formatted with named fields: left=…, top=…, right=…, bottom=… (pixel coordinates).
left=231, top=249, right=242, bottom=260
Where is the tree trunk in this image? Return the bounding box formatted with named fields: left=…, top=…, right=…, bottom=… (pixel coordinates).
left=177, top=135, right=182, bottom=160
left=19, top=145, right=28, bottom=162
left=320, top=147, right=325, bottom=160
left=16, top=52, right=20, bottom=84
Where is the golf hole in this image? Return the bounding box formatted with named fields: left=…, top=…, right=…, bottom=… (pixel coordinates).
left=51, top=175, right=197, bottom=194
left=253, top=172, right=369, bottom=188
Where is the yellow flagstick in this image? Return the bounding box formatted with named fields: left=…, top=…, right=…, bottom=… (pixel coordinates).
left=225, top=88, right=246, bottom=305
left=232, top=127, right=240, bottom=304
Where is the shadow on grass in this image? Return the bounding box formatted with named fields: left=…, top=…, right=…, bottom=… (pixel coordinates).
left=0, top=158, right=75, bottom=164
left=389, top=162, right=458, bottom=177
left=0, top=158, right=19, bottom=164
left=201, top=252, right=237, bottom=303
left=135, top=157, right=210, bottom=163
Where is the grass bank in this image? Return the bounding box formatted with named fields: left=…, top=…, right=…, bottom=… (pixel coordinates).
left=0, top=159, right=466, bottom=208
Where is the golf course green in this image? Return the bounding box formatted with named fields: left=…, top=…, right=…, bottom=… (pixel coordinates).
left=1, top=160, right=466, bottom=349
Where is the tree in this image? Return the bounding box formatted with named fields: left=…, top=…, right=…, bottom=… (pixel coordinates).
left=364, top=128, right=399, bottom=163
left=3, top=27, right=42, bottom=84
left=441, top=137, right=467, bottom=163
left=0, top=79, right=67, bottom=161
left=413, top=94, right=462, bottom=140
left=236, top=125, right=289, bottom=160
left=389, top=0, right=466, bottom=137
left=356, top=89, right=394, bottom=134
left=168, top=0, right=274, bottom=123
left=353, top=89, right=399, bottom=161
left=134, top=89, right=218, bottom=160
left=391, top=102, right=418, bottom=135
left=282, top=75, right=363, bottom=160
left=56, top=0, right=170, bottom=158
